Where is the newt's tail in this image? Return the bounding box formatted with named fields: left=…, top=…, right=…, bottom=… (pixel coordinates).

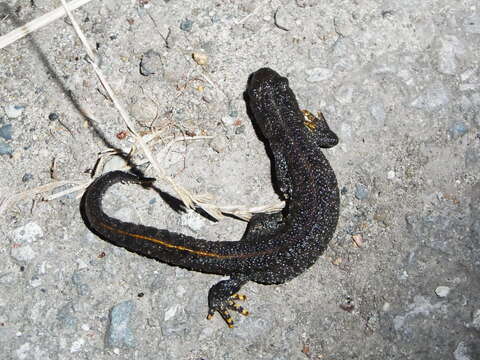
left=81, top=171, right=271, bottom=275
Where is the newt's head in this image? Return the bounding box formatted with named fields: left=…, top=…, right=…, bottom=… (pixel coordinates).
left=246, top=68, right=298, bottom=139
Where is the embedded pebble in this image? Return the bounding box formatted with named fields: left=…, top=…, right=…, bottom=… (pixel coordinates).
left=448, top=122, right=469, bottom=139
left=0, top=140, right=13, bottom=155
left=22, top=173, right=33, bottom=182
left=411, top=82, right=450, bottom=110
left=305, top=67, right=333, bottom=82
left=221, top=114, right=237, bottom=126
left=460, top=68, right=476, bottom=82
left=4, top=104, right=25, bottom=118
left=13, top=222, right=44, bottom=243
left=71, top=271, right=91, bottom=296
left=11, top=245, right=36, bottom=262
left=436, top=35, right=466, bottom=75
left=355, top=184, right=369, bottom=200
left=192, top=52, right=208, bottom=65
left=48, top=112, right=59, bottom=121
left=29, top=276, right=42, bottom=288
left=335, top=85, right=354, bottom=104
left=106, top=300, right=136, bottom=348
left=274, top=7, right=295, bottom=31
left=209, top=135, right=228, bottom=153
left=180, top=19, right=193, bottom=31
left=56, top=303, right=78, bottom=328
left=235, top=124, right=246, bottom=134
left=139, top=50, right=164, bottom=77
left=164, top=304, right=180, bottom=321
left=352, top=234, right=364, bottom=247
left=70, top=338, right=85, bottom=353
left=435, top=286, right=450, bottom=298
left=387, top=170, right=395, bottom=180
left=0, top=123, right=12, bottom=140
left=382, top=302, right=391, bottom=312
left=453, top=341, right=472, bottom=360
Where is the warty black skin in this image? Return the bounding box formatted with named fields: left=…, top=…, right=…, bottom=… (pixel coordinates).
left=81, top=67, right=340, bottom=327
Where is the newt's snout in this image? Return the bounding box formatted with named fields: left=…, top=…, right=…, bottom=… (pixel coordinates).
left=248, top=68, right=282, bottom=90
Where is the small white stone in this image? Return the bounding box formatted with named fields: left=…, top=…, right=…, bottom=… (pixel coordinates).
left=164, top=304, right=180, bottom=321
left=176, top=284, right=186, bottom=297
left=11, top=245, right=36, bottom=262
left=460, top=68, right=476, bottom=82
left=435, top=286, right=451, bottom=298
left=411, top=82, right=450, bottom=110
left=70, top=338, right=85, bottom=353
left=4, top=104, right=25, bottom=119
left=12, top=222, right=43, bottom=243
left=81, top=324, right=90, bottom=331
left=192, top=52, right=208, bottom=65
left=76, top=259, right=89, bottom=270
left=387, top=170, right=396, bottom=180
left=305, top=67, right=333, bottom=82
left=30, top=278, right=42, bottom=288
left=382, top=302, right=391, bottom=312
left=335, top=85, right=354, bottom=104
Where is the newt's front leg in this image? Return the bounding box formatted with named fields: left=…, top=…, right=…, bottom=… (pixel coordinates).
left=207, top=276, right=249, bottom=328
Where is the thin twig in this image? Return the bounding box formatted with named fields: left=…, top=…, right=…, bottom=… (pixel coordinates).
left=0, top=180, right=85, bottom=215
left=0, top=0, right=95, bottom=49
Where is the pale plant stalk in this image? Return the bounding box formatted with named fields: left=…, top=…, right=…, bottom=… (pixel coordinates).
left=0, top=0, right=95, bottom=49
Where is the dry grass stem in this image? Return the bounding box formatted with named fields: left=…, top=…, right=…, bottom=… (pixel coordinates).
left=0, top=180, right=85, bottom=216
left=43, top=182, right=91, bottom=201
left=0, top=0, right=95, bottom=49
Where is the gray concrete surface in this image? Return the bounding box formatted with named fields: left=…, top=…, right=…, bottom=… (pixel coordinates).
left=1, top=0, right=479, bottom=359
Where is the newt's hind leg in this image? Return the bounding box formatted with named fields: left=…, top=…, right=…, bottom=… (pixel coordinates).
left=207, top=276, right=249, bottom=328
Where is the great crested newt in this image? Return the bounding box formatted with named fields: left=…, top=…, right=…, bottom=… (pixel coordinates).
left=81, top=68, right=340, bottom=328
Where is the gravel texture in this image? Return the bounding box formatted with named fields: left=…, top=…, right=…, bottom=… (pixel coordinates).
left=1, top=0, right=479, bottom=359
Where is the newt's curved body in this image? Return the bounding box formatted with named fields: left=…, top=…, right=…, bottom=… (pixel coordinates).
left=82, top=68, right=340, bottom=327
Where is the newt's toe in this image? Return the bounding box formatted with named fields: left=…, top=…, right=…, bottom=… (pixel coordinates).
left=207, top=278, right=248, bottom=328
left=207, top=293, right=249, bottom=328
